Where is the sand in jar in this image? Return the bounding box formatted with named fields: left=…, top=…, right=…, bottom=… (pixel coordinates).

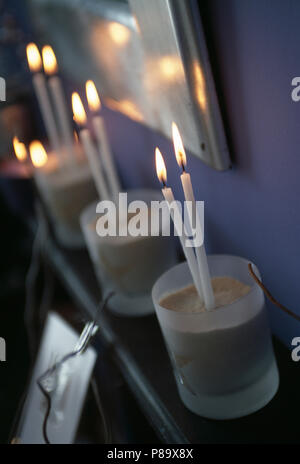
left=35, top=152, right=98, bottom=247
left=152, top=256, right=279, bottom=419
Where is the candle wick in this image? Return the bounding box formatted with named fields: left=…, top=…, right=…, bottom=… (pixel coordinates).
left=181, top=161, right=186, bottom=173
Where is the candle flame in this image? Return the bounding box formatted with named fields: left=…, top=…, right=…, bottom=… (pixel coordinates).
left=72, top=92, right=87, bottom=126
left=172, top=122, right=186, bottom=169
left=29, top=140, right=48, bottom=168
left=13, top=136, right=27, bottom=162
left=155, top=147, right=167, bottom=185
left=86, top=80, right=101, bottom=112
left=108, top=22, right=130, bottom=46
left=26, top=43, right=42, bottom=73
left=42, top=45, right=58, bottom=75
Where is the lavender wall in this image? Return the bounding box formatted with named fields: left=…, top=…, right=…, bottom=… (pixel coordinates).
left=97, top=0, right=300, bottom=347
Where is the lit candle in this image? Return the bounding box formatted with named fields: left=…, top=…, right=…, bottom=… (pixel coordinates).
left=12, top=136, right=31, bottom=176
left=172, top=122, right=215, bottom=310
left=26, top=43, right=61, bottom=158
left=155, top=147, right=203, bottom=300
left=29, top=140, right=48, bottom=168
left=72, top=92, right=110, bottom=200
left=86, top=80, right=121, bottom=200
left=13, top=136, right=27, bottom=163
left=42, top=45, right=74, bottom=164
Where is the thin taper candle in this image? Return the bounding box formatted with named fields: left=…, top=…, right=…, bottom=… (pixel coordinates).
left=33, top=73, right=61, bottom=157
left=26, top=43, right=61, bottom=159
left=72, top=92, right=110, bottom=200
left=93, top=116, right=120, bottom=198
left=86, top=81, right=121, bottom=199
left=43, top=46, right=74, bottom=164
left=172, top=122, right=215, bottom=310
left=79, top=129, right=110, bottom=200
left=155, top=147, right=203, bottom=301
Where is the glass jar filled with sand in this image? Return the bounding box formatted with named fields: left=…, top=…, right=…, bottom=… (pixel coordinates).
left=152, top=254, right=279, bottom=419
left=80, top=189, right=178, bottom=316
left=34, top=146, right=98, bottom=248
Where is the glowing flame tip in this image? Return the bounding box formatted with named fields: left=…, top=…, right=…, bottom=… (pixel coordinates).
left=42, top=45, right=58, bottom=75
left=29, top=140, right=48, bottom=168
left=86, top=80, right=101, bottom=112
left=155, top=147, right=167, bottom=186
left=26, top=43, right=42, bottom=73
left=172, top=122, right=186, bottom=169
left=13, top=136, right=27, bottom=162
left=72, top=92, right=87, bottom=126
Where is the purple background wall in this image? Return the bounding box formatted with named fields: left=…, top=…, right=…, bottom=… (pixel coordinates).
left=18, top=0, right=299, bottom=347
left=94, top=0, right=300, bottom=347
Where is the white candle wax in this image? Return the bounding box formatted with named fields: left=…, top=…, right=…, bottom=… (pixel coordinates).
left=92, top=115, right=121, bottom=200
left=180, top=171, right=215, bottom=310
left=32, top=73, right=61, bottom=159
left=48, top=75, right=74, bottom=163
left=79, top=128, right=110, bottom=201
left=162, top=186, right=203, bottom=301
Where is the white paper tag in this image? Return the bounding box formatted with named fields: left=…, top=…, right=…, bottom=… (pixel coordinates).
left=17, top=312, right=97, bottom=444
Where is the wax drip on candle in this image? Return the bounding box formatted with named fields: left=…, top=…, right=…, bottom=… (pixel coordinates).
left=172, top=122, right=214, bottom=310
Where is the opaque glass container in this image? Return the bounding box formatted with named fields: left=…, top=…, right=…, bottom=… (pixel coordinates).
left=80, top=189, right=177, bottom=316
left=34, top=153, right=97, bottom=248
left=152, top=255, right=279, bottom=419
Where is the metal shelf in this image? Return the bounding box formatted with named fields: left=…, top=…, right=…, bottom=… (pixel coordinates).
left=44, top=235, right=300, bottom=444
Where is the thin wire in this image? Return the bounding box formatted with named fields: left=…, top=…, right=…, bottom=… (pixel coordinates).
left=42, top=392, right=51, bottom=445
left=37, top=291, right=115, bottom=445
left=248, top=263, right=300, bottom=322
left=91, top=376, right=111, bottom=444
